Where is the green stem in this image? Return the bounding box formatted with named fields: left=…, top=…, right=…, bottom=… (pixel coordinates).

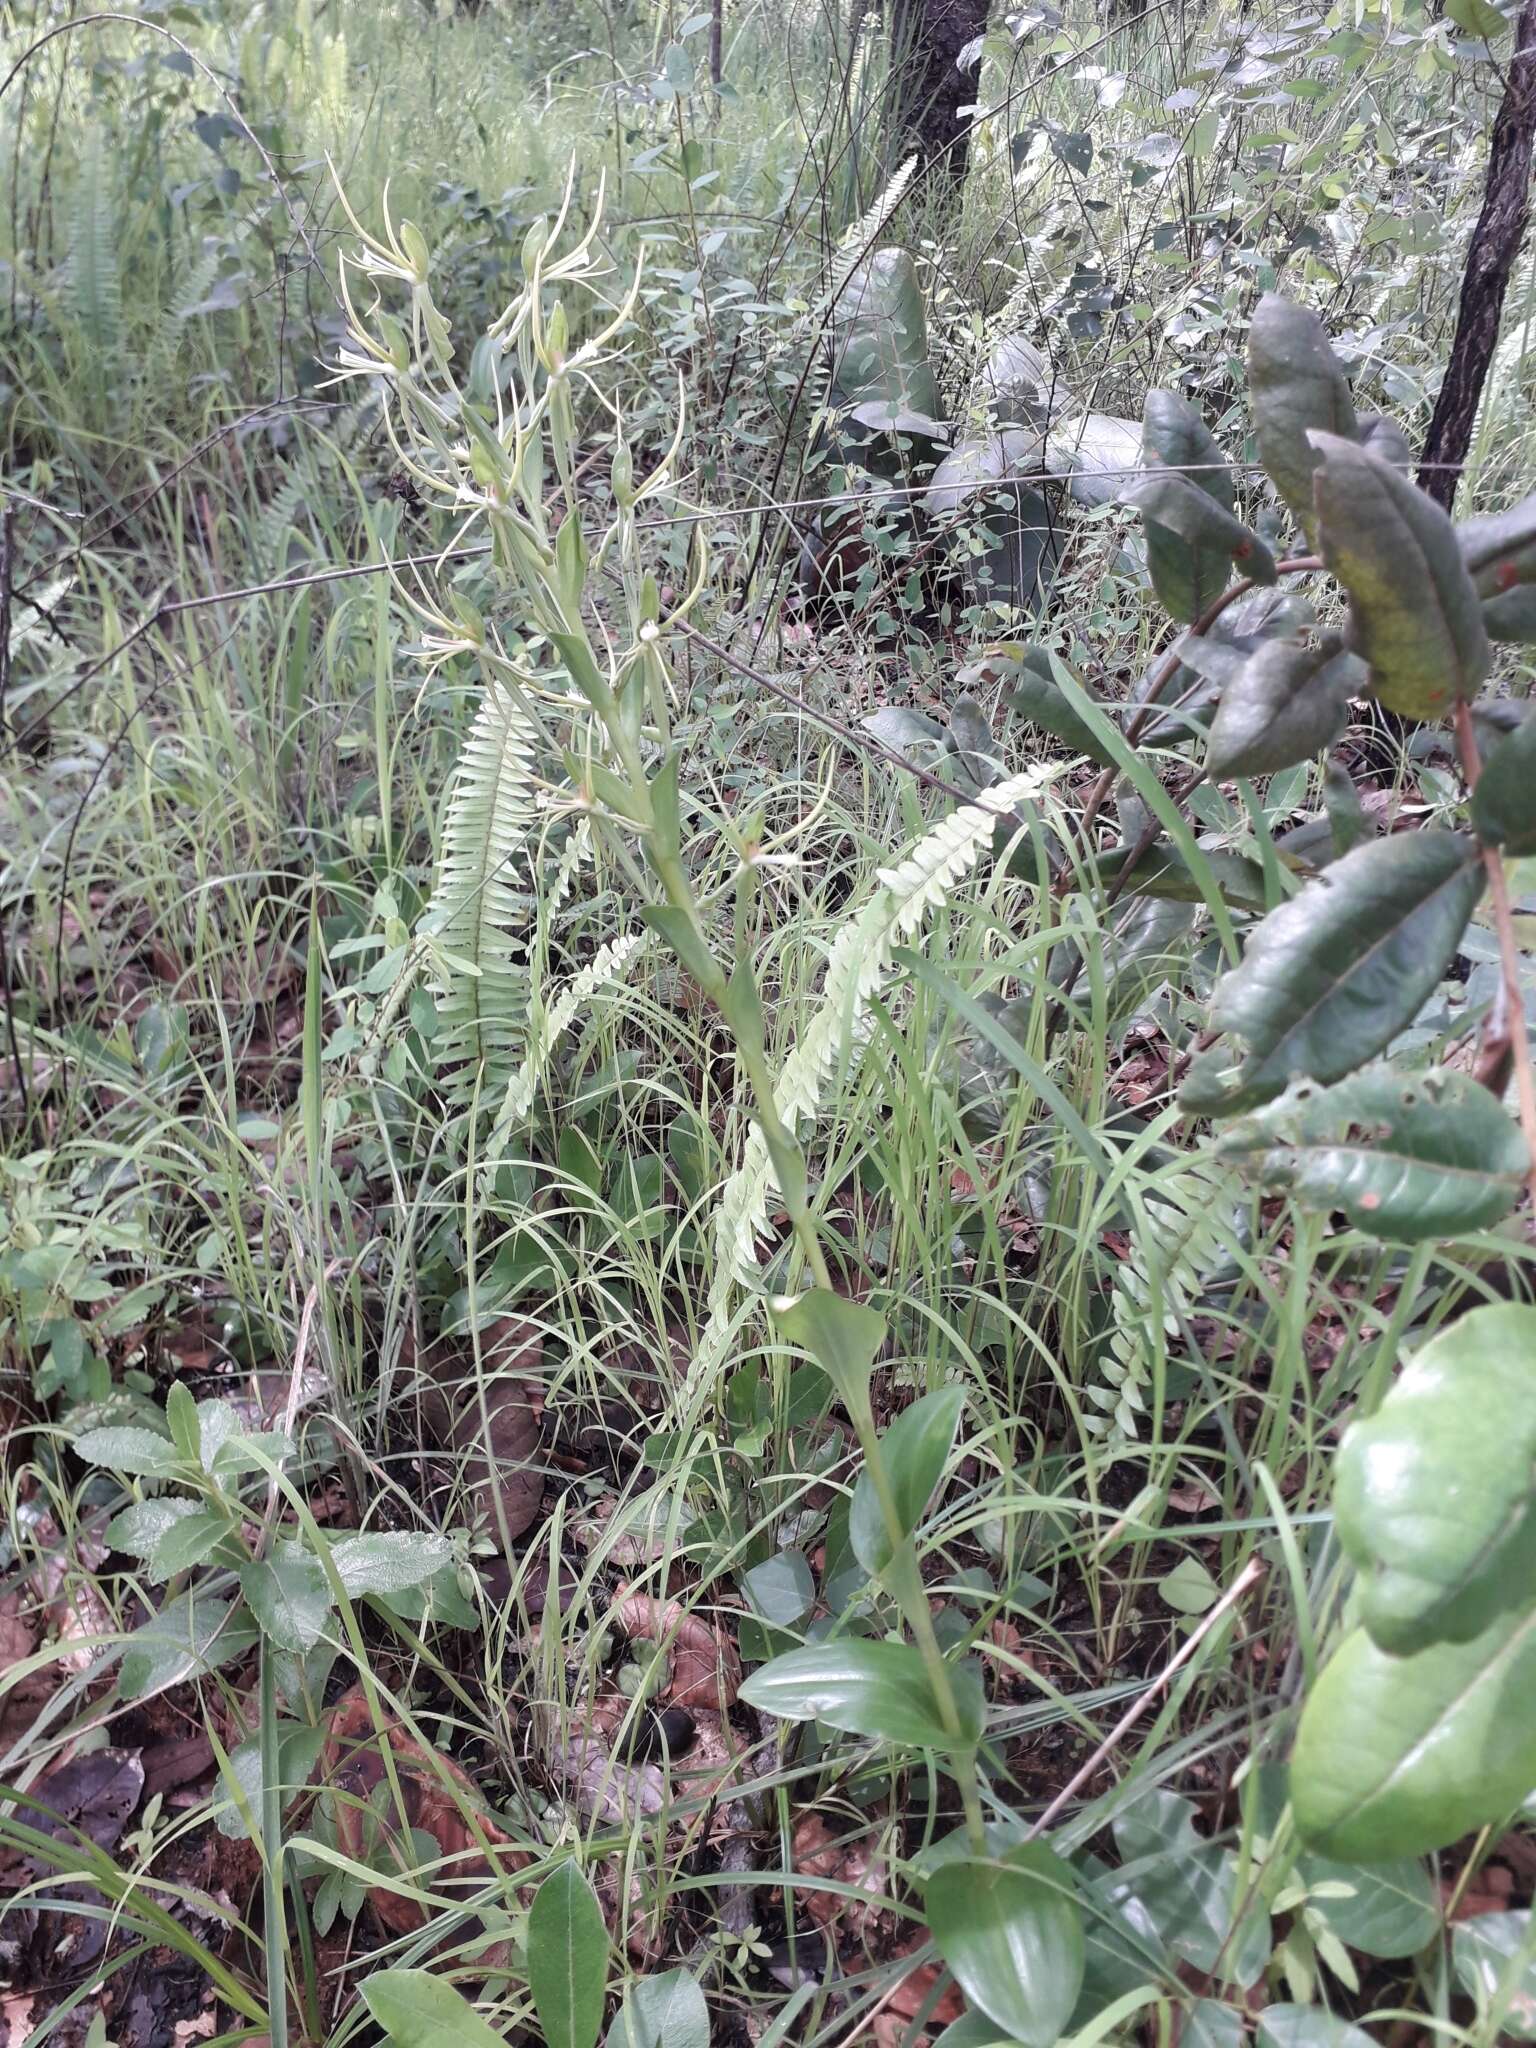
left=259, top=1643, right=289, bottom=2048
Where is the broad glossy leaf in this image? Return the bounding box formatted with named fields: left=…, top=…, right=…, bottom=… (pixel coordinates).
left=606, top=1968, right=710, bottom=2048
left=1257, top=2006, right=1377, bottom=2048
left=1185, top=2001, right=1244, bottom=2048
left=1205, top=637, right=1363, bottom=779
left=1333, top=1303, right=1536, bottom=1651
left=1247, top=294, right=1357, bottom=543
left=1297, top=1850, right=1438, bottom=1959
left=1473, top=712, right=1536, bottom=856
left=1454, top=1912, right=1536, bottom=2039
left=1311, top=430, right=1491, bottom=719
left=361, top=1969, right=508, bottom=2048
left=964, top=643, right=1119, bottom=764
left=240, top=1541, right=332, bottom=1652
left=1179, top=830, right=1484, bottom=1116
left=1128, top=473, right=1276, bottom=624
left=741, top=1548, right=815, bottom=1626
left=528, top=1862, right=608, bottom=2048
left=1217, top=1067, right=1526, bottom=1241
left=925, top=1841, right=1084, bottom=2048
left=850, top=1384, right=966, bottom=1575
left=739, top=1638, right=984, bottom=1749
left=1291, top=1607, right=1536, bottom=1857
left=1108, top=1793, right=1271, bottom=1987
left=771, top=1289, right=886, bottom=1413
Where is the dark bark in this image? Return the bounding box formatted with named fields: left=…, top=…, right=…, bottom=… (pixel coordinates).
left=1417, top=0, right=1536, bottom=510
left=887, top=0, right=991, bottom=180
left=709, top=0, right=723, bottom=86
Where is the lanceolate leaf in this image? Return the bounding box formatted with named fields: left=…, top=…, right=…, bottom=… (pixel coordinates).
left=925, top=1842, right=1085, bottom=2047
left=1127, top=472, right=1277, bottom=624
left=1204, top=636, right=1363, bottom=779
left=1138, top=390, right=1242, bottom=623
left=739, top=1638, right=984, bottom=1749
left=967, top=643, right=1120, bottom=764
left=1290, top=1606, right=1536, bottom=1858
left=527, top=1863, right=609, bottom=2048
left=849, top=1384, right=966, bottom=1576
left=1472, top=712, right=1536, bottom=856
left=1310, top=430, right=1491, bottom=719
left=1333, top=1304, right=1536, bottom=1652
left=1178, top=830, right=1484, bottom=1116
left=1247, top=294, right=1357, bottom=544
left=1355, top=414, right=1413, bottom=470
left=1216, top=1067, right=1527, bottom=1241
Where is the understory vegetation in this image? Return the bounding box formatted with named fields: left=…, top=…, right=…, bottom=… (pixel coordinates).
left=8, top=2, right=1536, bottom=2046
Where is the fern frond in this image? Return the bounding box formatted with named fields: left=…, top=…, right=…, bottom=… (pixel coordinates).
left=419, top=679, right=540, bottom=1090
left=1099, top=1156, right=1240, bottom=1445
left=67, top=124, right=121, bottom=360
left=812, top=157, right=919, bottom=327
left=489, top=928, right=645, bottom=1142
left=707, top=764, right=1060, bottom=1322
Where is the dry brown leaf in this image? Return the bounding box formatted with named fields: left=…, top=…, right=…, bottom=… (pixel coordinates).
left=319, top=1691, right=531, bottom=1936
left=791, top=1814, right=890, bottom=1939
left=872, top=1952, right=965, bottom=2048
left=608, top=1588, right=741, bottom=1712
left=451, top=1379, right=544, bottom=1548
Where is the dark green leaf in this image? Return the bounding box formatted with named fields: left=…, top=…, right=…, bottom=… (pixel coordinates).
left=741, top=1549, right=816, bottom=1627
left=1355, top=414, right=1414, bottom=470
left=240, top=1542, right=332, bottom=1652
left=1473, top=712, right=1536, bottom=855
left=1291, top=1605, right=1536, bottom=1857
left=361, top=1969, right=508, bottom=2048
left=528, top=1862, right=609, bottom=2048
left=829, top=248, right=942, bottom=426
left=1297, top=1851, right=1438, bottom=1959
left=1333, top=1304, right=1536, bottom=1652
left=1142, top=389, right=1235, bottom=511
left=1205, top=636, right=1363, bottom=779
left=1247, top=294, right=1357, bottom=543
left=1108, top=1793, right=1271, bottom=1986
left=926, top=1842, right=1084, bottom=2047
left=850, top=1385, right=966, bottom=1576
left=968, top=643, right=1119, bottom=765
left=739, top=1639, right=984, bottom=1749
left=1092, top=840, right=1270, bottom=915
left=1217, top=1067, right=1526, bottom=1241
left=1460, top=493, right=1536, bottom=601
left=1128, top=473, right=1277, bottom=624
left=1453, top=1913, right=1536, bottom=2038
left=1179, top=830, right=1484, bottom=1115
left=1311, top=430, right=1491, bottom=719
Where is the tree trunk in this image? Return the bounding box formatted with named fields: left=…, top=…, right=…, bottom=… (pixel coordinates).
left=1417, top=0, right=1536, bottom=511
left=887, top=0, right=991, bottom=180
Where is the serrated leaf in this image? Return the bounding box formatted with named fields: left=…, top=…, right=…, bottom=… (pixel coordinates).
left=105, top=1497, right=203, bottom=1564
left=528, top=1862, right=609, bottom=2048
left=739, top=1638, right=984, bottom=1749
left=1179, top=830, right=1484, bottom=1115
left=850, top=1385, right=965, bottom=1576
left=73, top=1425, right=179, bottom=1478
left=1205, top=636, right=1363, bottom=778
left=1311, top=430, right=1490, bottom=719
left=331, top=1533, right=456, bottom=1599
left=361, top=1969, right=509, bottom=2048
left=118, top=1589, right=260, bottom=1700
left=1128, top=472, right=1277, bottom=624
left=1217, top=1067, right=1526, bottom=1241
left=1291, top=1605, right=1536, bottom=1858
left=1454, top=1912, right=1536, bottom=2038
left=240, top=1542, right=332, bottom=1652
left=1247, top=294, right=1357, bottom=543
left=925, top=1842, right=1084, bottom=2048
left=1332, top=1304, right=1536, bottom=1652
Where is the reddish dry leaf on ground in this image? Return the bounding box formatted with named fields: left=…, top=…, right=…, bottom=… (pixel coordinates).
left=319, top=1690, right=531, bottom=1936
left=790, top=1813, right=892, bottom=1940
left=608, top=1588, right=742, bottom=1712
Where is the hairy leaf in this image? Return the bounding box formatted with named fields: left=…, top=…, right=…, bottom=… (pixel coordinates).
left=1333, top=1304, right=1536, bottom=1652
left=1217, top=1067, right=1526, bottom=1241
left=1179, top=830, right=1484, bottom=1115
left=1205, top=636, right=1363, bottom=778
left=1291, top=1606, right=1536, bottom=1858
left=1311, top=430, right=1491, bottom=719
left=1247, top=294, right=1357, bottom=543
left=240, top=1542, right=332, bottom=1652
